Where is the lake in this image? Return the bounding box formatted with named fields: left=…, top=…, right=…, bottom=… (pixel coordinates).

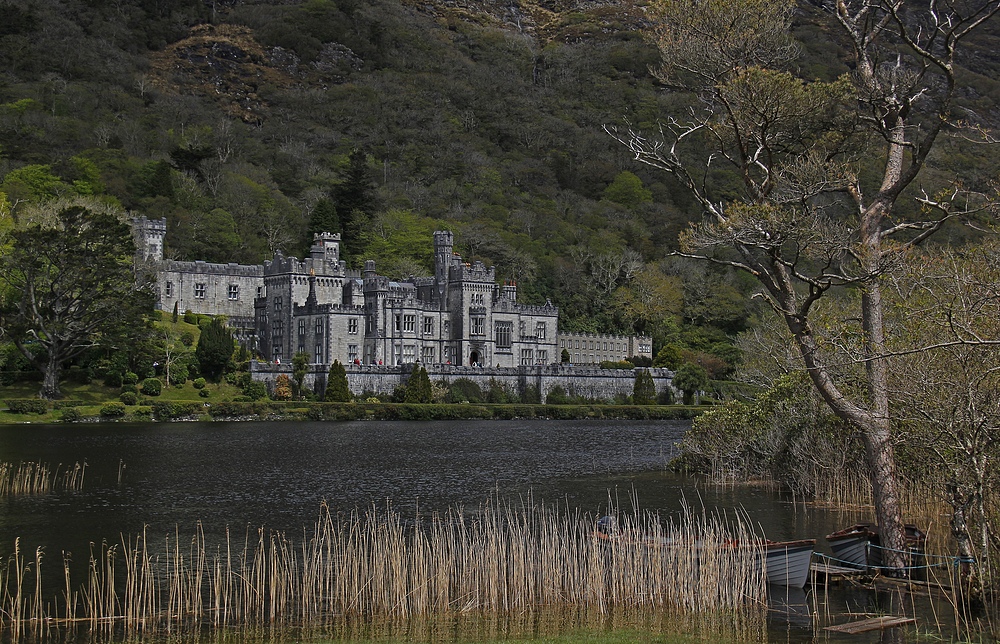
left=0, top=420, right=956, bottom=643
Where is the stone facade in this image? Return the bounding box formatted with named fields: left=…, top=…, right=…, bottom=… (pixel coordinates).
left=557, top=332, right=653, bottom=365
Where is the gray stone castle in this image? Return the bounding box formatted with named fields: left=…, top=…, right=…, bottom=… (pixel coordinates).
left=134, top=217, right=669, bottom=399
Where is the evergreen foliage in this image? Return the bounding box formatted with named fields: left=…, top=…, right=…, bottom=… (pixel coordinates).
left=632, top=369, right=656, bottom=405
left=403, top=364, right=432, bottom=403
left=324, top=360, right=351, bottom=402
left=194, top=318, right=234, bottom=379
left=291, top=351, right=310, bottom=398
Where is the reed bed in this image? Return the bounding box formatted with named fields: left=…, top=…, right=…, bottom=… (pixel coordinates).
left=0, top=461, right=86, bottom=497
left=0, top=501, right=767, bottom=641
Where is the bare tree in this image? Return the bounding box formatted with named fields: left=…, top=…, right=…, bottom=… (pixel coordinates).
left=608, top=0, right=1000, bottom=573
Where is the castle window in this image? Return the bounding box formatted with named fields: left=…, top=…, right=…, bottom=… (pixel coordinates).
left=228, top=284, right=239, bottom=300
left=314, top=345, right=323, bottom=363
left=394, top=315, right=401, bottom=332
left=273, top=347, right=282, bottom=361
left=423, top=317, right=433, bottom=335
left=315, top=319, right=323, bottom=336
left=471, top=317, right=484, bottom=336
left=536, top=322, right=546, bottom=339
left=536, top=350, right=547, bottom=365
left=298, top=341, right=305, bottom=353
left=165, top=282, right=173, bottom=297
left=348, top=344, right=359, bottom=362
left=443, top=321, right=450, bottom=338
left=495, top=322, right=512, bottom=349
left=348, top=318, right=359, bottom=334
left=274, top=297, right=283, bottom=313
left=403, top=345, right=415, bottom=362
left=520, top=349, right=533, bottom=366
left=403, top=315, right=415, bottom=332
left=257, top=287, right=264, bottom=299
left=273, top=321, right=283, bottom=337
left=194, top=283, right=206, bottom=299
left=421, top=346, right=435, bottom=362
left=298, top=319, right=306, bottom=336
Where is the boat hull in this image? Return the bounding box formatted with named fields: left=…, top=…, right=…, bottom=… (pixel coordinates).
left=764, top=539, right=815, bottom=588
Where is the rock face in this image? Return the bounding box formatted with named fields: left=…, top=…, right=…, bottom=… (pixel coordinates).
left=147, top=1, right=645, bottom=123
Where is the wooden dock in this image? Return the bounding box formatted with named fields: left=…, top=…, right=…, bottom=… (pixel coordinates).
left=824, top=616, right=915, bottom=634
left=811, top=560, right=864, bottom=583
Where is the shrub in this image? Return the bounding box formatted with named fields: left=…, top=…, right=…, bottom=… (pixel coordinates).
left=545, top=385, right=571, bottom=405
left=324, top=360, right=351, bottom=402
left=140, top=378, right=162, bottom=396
left=199, top=388, right=210, bottom=398
left=6, top=399, right=49, bottom=414
left=123, top=371, right=139, bottom=385
left=61, top=407, right=81, bottom=422
left=168, top=365, right=189, bottom=385
left=100, top=401, right=127, bottom=418
left=196, top=318, right=235, bottom=379
left=180, top=331, right=195, bottom=347
left=130, top=406, right=153, bottom=421
left=192, top=377, right=207, bottom=389
left=272, top=374, right=292, bottom=400
left=445, top=378, right=483, bottom=403
left=183, top=310, right=196, bottom=324
left=120, top=391, right=139, bottom=405
left=242, top=380, right=268, bottom=400
left=121, top=383, right=138, bottom=394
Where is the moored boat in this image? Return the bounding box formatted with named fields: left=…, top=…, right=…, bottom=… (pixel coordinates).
left=825, top=523, right=926, bottom=570
left=763, top=539, right=816, bottom=588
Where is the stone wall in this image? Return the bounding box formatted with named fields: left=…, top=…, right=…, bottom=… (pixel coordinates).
left=251, top=361, right=676, bottom=402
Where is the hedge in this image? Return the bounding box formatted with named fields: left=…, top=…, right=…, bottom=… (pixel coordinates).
left=5, top=399, right=49, bottom=414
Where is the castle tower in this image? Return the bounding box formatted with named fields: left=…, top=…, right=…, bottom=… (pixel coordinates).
left=309, top=232, right=340, bottom=264
left=132, top=216, right=166, bottom=262
left=433, top=230, right=454, bottom=301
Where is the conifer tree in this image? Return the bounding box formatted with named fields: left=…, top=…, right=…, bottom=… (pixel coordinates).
left=291, top=351, right=310, bottom=399
left=404, top=364, right=432, bottom=403
left=195, top=317, right=234, bottom=379
left=325, top=359, right=351, bottom=402
left=632, top=369, right=656, bottom=405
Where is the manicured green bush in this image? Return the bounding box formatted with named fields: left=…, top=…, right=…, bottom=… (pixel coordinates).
left=121, top=383, right=138, bottom=394
left=100, top=401, right=127, bottom=418
left=198, top=388, right=210, bottom=398
left=61, top=407, right=81, bottom=422
left=168, top=365, right=189, bottom=385
left=130, top=406, right=153, bottom=421
left=140, top=378, right=162, bottom=396
left=123, top=371, right=139, bottom=385
left=120, top=391, right=139, bottom=405
left=6, top=399, right=49, bottom=414
left=184, top=310, right=196, bottom=324
left=192, top=377, right=207, bottom=389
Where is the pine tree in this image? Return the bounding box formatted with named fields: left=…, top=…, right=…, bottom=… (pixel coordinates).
left=195, top=317, right=234, bottom=379
left=325, top=359, right=351, bottom=402
left=404, top=364, right=432, bottom=403
left=308, top=198, right=340, bottom=239
left=172, top=301, right=179, bottom=323
left=632, top=369, right=656, bottom=405
left=334, top=148, right=376, bottom=260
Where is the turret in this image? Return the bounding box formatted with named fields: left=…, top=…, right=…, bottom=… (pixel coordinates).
left=132, top=216, right=167, bottom=262
left=309, top=232, right=340, bottom=263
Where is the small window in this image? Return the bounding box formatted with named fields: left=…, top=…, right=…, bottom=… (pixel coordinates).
left=404, top=314, right=416, bottom=332
left=257, top=286, right=264, bottom=299
left=165, top=281, right=173, bottom=297
left=394, top=315, right=401, bottom=332
left=194, top=283, right=206, bottom=299
left=536, top=350, right=547, bottom=365
left=298, top=319, right=306, bottom=336
left=315, top=319, right=323, bottom=335
left=274, top=297, right=283, bottom=313
left=421, top=346, right=435, bottom=362
left=228, top=284, right=239, bottom=301
left=520, top=349, right=533, bottom=366
left=423, top=317, right=433, bottom=335
left=536, top=322, right=546, bottom=339
left=348, top=344, right=359, bottom=362
left=471, top=317, right=484, bottom=336
left=348, top=318, right=358, bottom=334
left=314, top=345, right=322, bottom=363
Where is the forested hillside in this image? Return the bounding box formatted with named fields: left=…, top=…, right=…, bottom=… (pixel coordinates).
left=1, top=0, right=998, bottom=375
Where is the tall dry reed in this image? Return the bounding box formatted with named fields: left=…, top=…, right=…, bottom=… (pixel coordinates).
left=0, top=500, right=767, bottom=640
left=0, top=461, right=86, bottom=497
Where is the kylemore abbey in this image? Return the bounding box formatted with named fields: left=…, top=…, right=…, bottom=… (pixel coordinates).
left=134, top=216, right=670, bottom=399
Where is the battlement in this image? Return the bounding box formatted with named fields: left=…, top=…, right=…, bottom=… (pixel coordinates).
left=162, top=259, right=264, bottom=277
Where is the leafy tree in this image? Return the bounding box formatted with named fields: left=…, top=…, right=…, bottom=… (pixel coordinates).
left=609, top=0, right=1000, bottom=572
left=272, top=373, right=292, bottom=401
left=561, top=348, right=570, bottom=363
left=632, top=369, right=656, bottom=405
left=404, top=364, right=432, bottom=403
left=603, top=171, right=652, bottom=207
left=0, top=206, right=153, bottom=399
left=194, top=317, right=234, bottom=380
left=672, top=362, right=708, bottom=405
left=324, top=359, right=351, bottom=402
left=291, top=350, right=310, bottom=398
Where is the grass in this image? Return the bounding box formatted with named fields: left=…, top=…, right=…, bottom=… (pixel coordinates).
left=0, top=501, right=768, bottom=641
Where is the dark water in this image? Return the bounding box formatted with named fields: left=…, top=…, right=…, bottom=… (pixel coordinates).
left=0, top=420, right=958, bottom=643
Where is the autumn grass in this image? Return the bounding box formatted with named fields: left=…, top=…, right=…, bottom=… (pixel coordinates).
left=0, top=501, right=768, bottom=642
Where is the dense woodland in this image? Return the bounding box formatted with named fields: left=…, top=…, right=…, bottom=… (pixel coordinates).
left=4, top=0, right=995, bottom=381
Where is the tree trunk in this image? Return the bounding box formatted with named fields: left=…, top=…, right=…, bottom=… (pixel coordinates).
left=40, top=351, right=63, bottom=400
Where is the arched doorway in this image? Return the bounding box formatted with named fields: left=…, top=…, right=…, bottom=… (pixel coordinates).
left=469, top=350, right=481, bottom=366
